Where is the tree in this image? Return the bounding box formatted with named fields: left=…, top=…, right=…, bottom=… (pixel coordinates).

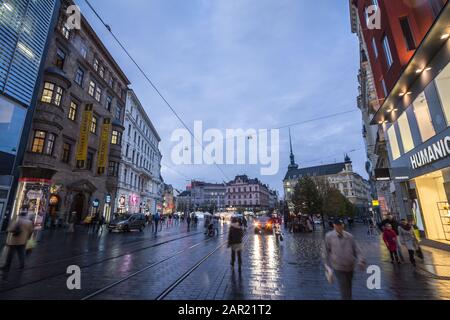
left=291, top=176, right=322, bottom=216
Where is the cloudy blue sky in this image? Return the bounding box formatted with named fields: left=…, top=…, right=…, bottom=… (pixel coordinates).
left=75, top=0, right=366, bottom=194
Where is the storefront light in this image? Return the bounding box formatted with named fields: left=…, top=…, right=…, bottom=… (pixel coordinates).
left=440, top=33, right=450, bottom=40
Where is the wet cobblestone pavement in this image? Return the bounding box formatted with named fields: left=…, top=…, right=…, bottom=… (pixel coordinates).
left=0, top=222, right=449, bottom=300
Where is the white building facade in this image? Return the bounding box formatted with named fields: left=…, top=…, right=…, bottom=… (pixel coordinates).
left=115, top=90, right=162, bottom=215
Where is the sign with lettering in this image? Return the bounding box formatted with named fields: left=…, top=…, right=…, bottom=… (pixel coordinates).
left=410, top=136, right=450, bottom=170
left=76, top=104, right=93, bottom=162
left=97, top=118, right=111, bottom=173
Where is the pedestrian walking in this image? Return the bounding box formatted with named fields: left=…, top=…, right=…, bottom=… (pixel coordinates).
left=97, top=215, right=105, bottom=234
left=1, top=210, right=34, bottom=271
left=324, top=218, right=365, bottom=300
left=382, top=223, right=400, bottom=264
left=228, top=217, right=244, bottom=272
left=67, top=211, right=77, bottom=233
left=213, top=216, right=219, bottom=236
left=154, top=212, right=161, bottom=235
left=398, top=219, right=418, bottom=267
left=186, top=214, right=191, bottom=230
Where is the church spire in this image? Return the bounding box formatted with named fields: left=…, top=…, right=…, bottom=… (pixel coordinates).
left=288, top=128, right=298, bottom=170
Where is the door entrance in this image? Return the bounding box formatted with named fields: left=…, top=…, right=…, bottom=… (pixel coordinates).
left=70, top=193, right=85, bottom=222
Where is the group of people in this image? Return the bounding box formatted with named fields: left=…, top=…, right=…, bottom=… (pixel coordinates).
left=288, top=214, right=314, bottom=233
left=324, top=213, right=425, bottom=300
left=379, top=214, right=423, bottom=266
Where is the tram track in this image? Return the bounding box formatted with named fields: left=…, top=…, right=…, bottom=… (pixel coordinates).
left=0, top=229, right=205, bottom=294
left=81, top=233, right=250, bottom=301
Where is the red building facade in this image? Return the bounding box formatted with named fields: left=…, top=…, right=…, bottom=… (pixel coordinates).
left=353, top=0, right=447, bottom=106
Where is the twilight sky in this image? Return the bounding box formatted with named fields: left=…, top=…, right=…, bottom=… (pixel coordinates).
left=75, top=0, right=366, bottom=195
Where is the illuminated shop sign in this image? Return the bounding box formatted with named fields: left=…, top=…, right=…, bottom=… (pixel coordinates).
left=410, top=136, right=450, bottom=170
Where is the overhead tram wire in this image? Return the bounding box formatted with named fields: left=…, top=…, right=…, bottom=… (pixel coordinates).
left=83, top=0, right=230, bottom=181
left=83, top=1, right=364, bottom=176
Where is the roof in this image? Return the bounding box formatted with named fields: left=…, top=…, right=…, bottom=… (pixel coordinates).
left=284, top=162, right=346, bottom=181
left=178, top=191, right=191, bottom=197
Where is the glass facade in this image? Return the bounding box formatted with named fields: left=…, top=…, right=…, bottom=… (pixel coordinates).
left=397, top=112, right=414, bottom=153
left=0, top=0, right=57, bottom=106
left=413, top=92, right=436, bottom=142
left=387, top=125, right=400, bottom=160
left=435, top=63, right=450, bottom=126
left=0, top=96, right=26, bottom=155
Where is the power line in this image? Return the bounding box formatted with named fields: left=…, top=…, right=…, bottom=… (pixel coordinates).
left=83, top=0, right=230, bottom=181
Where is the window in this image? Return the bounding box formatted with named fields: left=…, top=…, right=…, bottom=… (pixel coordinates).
left=111, top=130, right=122, bottom=145
left=93, top=58, right=99, bottom=71
left=46, top=133, right=56, bottom=155
left=108, top=161, right=119, bottom=177
left=86, top=152, right=94, bottom=171
left=382, top=35, right=394, bottom=68
left=41, top=82, right=63, bottom=106
left=41, top=82, right=54, bottom=103
left=108, top=77, right=114, bottom=88
left=80, top=43, right=88, bottom=59
left=90, top=116, right=98, bottom=134
left=75, top=68, right=84, bottom=86
left=31, top=131, right=46, bottom=153
left=106, top=96, right=113, bottom=111
left=99, top=65, right=105, bottom=78
left=88, top=81, right=96, bottom=96
left=413, top=92, right=436, bottom=142
left=126, top=144, right=129, bottom=157
left=399, top=17, right=416, bottom=51
left=62, top=142, right=71, bottom=163
left=68, top=101, right=77, bottom=121
left=54, top=86, right=63, bottom=106
left=55, top=48, right=66, bottom=69
left=95, top=86, right=102, bottom=102
left=61, top=23, right=70, bottom=39
left=381, top=79, right=388, bottom=97
left=115, top=104, right=123, bottom=121
left=435, top=62, right=450, bottom=126
left=397, top=112, right=414, bottom=153
left=372, top=38, right=378, bottom=59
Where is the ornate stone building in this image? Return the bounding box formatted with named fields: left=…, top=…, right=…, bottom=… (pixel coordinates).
left=226, top=175, right=270, bottom=211
left=114, top=90, right=162, bottom=215
left=283, top=150, right=371, bottom=215
left=11, top=0, right=130, bottom=226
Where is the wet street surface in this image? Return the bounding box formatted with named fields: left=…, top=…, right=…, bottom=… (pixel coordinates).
left=0, top=221, right=449, bottom=300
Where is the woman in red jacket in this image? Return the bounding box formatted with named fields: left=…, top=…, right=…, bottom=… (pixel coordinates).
left=383, top=223, right=400, bottom=264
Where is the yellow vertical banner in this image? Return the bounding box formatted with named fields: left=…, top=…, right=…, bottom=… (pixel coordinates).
left=76, top=104, right=93, bottom=162
left=97, top=118, right=111, bottom=173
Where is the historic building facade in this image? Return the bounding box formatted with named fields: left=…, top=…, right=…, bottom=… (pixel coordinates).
left=226, top=175, right=270, bottom=211
left=189, top=180, right=226, bottom=211
left=114, top=90, right=162, bottom=215
left=10, top=0, right=131, bottom=227
left=284, top=137, right=371, bottom=215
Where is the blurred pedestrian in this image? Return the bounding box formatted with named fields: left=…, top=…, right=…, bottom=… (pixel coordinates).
left=382, top=223, right=400, bottom=264
left=324, top=218, right=365, bottom=300
left=1, top=210, right=34, bottom=271
left=398, top=219, right=418, bottom=267
left=154, top=211, right=161, bottom=235
left=67, top=211, right=77, bottom=233
left=228, top=217, right=244, bottom=272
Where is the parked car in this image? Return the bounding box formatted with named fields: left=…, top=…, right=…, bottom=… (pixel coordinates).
left=108, top=213, right=146, bottom=232
left=254, top=216, right=273, bottom=234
